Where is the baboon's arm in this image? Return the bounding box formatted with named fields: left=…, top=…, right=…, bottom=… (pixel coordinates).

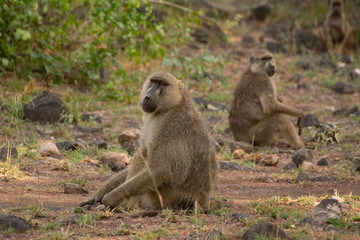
left=79, top=168, right=129, bottom=207
left=259, top=94, right=304, bottom=117
left=101, top=168, right=168, bottom=207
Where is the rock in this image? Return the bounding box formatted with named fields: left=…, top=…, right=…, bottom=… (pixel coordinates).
left=298, top=216, right=318, bottom=225
left=330, top=82, right=356, bottom=94
left=311, top=176, right=333, bottom=182
left=349, top=68, right=360, bottom=81
left=0, top=215, right=30, bottom=233
left=226, top=213, right=248, bottom=222
left=294, top=29, right=326, bottom=53
left=255, top=176, right=274, bottom=183
left=83, top=204, right=92, bottom=211
left=213, top=139, right=221, bottom=152
left=96, top=205, right=106, bottom=211
left=310, top=199, right=342, bottom=224
left=319, top=55, right=336, bottom=69
left=317, top=158, right=329, bottom=166
left=292, top=148, right=313, bottom=167
left=303, top=114, right=321, bottom=127
left=56, top=141, right=82, bottom=151
left=65, top=214, right=80, bottom=224
left=302, top=161, right=316, bottom=171
left=333, top=105, right=358, bottom=116
left=108, top=162, right=126, bottom=172
left=40, top=141, right=61, bottom=157
left=0, top=147, right=18, bottom=162
left=342, top=149, right=353, bottom=160
left=353, top=157, right=360, bottom=173
left=219, top=162, right=252, bottom=172
left=191, top=22, right=227, bottom=48
left=24, top=91, right=68, bottom=123
left=92, top=137, right=108, bottom=150
left=296, top=172, right=310, bottom=183
left=265, top=22, right=291, bottom=43
left=72, top=125, right=102, bottom=133
left=99, top=152, right=130, bottom=166
left=215, top=138, right=225, bottom=146
left=229, top=141, right=253, bottom=154
left=121, top=140, right=138, bottom=155
left=283, top=161, right=296, bottom=170
left=266, top=41, right=286, bottom=53
left=233, top=149, right=245, bottom=159
left=242, top=35, right=255, bottom=44
left=296, top=61, right=311, bottom=70
left=118, top=128, right=141, bottom=144
left=189, top=230, right=223, bottom=239
left=64, top=183, right=88, bottom=194
left=243, top=222, right=287, bottom=240
left=259, top=155, right=279, bottom=166
left=252, top=4, right=271, bottom=21
left=81, top=113, right=102, bottom=123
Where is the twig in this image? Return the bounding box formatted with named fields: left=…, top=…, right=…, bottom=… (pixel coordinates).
left=148, top=0, right=217, bottom=24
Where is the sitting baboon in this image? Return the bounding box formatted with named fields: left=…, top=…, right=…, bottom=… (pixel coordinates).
left=317, top=0, right=355, bottom=56
left=229, top=50, right=305, bottom=149
left=80, top=72, right=217, bottom=211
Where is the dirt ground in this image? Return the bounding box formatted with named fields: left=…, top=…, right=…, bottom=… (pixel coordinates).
left=1, top=3, right=360, bottom=240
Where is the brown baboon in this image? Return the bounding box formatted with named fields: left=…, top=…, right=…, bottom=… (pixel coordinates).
left=229, top=50, right=305, bottom=149
left=80, top=72, right=217, bottom=210
left=317, top=0, right=355, bottom=56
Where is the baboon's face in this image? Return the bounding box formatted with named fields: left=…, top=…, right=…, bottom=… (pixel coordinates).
left=250, top=51, right=276, bottom=77
left=331, top=0, right=343, bottom=14
left=141, top=79, right=169, bottom=113
left=141, top=72, right=183, bottom=114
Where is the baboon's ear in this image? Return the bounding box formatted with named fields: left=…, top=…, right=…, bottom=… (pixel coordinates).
left=249, top=54, right=255, bottom=64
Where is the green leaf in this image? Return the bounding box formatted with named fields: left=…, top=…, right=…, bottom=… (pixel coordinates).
left=14, top=29, right=31, bottom=41
left=1, top=58, right=9, bottom=67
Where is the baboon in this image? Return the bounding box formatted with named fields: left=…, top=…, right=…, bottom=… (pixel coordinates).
left=80, top=72, right=217, bottom=210
left=229, top=50, right=305, bottom=149
left=317, top=0, right=355, bottom=56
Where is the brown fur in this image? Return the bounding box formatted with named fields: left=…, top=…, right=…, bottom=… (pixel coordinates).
left=317, top=0, right=355, bottom=56
left=80, top=72, right=217, bottom=211
left=229, top=50, right=305, bottom=149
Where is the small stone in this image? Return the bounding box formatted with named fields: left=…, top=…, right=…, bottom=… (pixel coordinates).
left=317, top=158, right=329, bottom=166
left=330, top=82, right=356, bottom=94
left=81, top=113, right=102, bottom=123
left=349, top=68, right=360, bottom=81
left=283, top=161, right=296, bottom=170
left=292, top=148, right=313, bottom=167
left=0, top=147, right=18, bottom=162
left=229, top=141, right=253, bottom=153
left=212, top=139, right=221, bottom=152
left=303, top=114, right=321, bottom=127
left=243, top=222, right=287, bottom=240
left=92, top=137, right=108, bottom=149
left=259, top=155, right=279, bottom=166
left=108, top=162, right=126, bottom=172
left=64, top=183, right=88, bottom=194
left=40, top=141, right=61, bottom=157
left=83, top=204, right=92, bottom=211
left=96, top=205, right=106, bottom=211
left=353, top=157, right=360, bottom=173
left=65, top=214, right=80, bottom=224
left=310, top=199, right=342, bottom=224
left=215, top=138, right=225, bottom=146
left=220, top=162, right=241, bottom=171
left=252, top=4, right=271, bottom=21
left=233, top=149, right=245, bottom=159
left=0, top=215, right=30, bottom=233
left=226, top=213, right=248, bottom=222
left=72, top=125, right=102, bottom=133
left=56, top=141, right=82, bottom=151
left=118, top=128, right=142, bottom=144
left=99, top=152, right=130, bottom=166
left=302, top=161, right=316, bottom=171
left=296, top=172, right=310, bottom=183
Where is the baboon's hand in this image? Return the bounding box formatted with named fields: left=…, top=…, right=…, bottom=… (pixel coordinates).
left=297, top=116, right=304, bottom=136
left=101, top=191, right=121, bottom=208
left=78, top=195, right=102, bottom=207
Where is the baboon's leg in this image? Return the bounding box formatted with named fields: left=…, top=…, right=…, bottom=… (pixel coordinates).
left=341, top=27, right=355, bottom=56
left=249, top=115, right=280, bottom=147
left=277, top=115, right=305, bottom=149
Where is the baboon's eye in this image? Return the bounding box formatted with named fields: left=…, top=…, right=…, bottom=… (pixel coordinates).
left=160, top=81, right=169, bottom=86
left=261, top=57, right=272, bottom=61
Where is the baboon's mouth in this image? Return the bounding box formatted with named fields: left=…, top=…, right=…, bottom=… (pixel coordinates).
left=267, top=70, right=275, bottom=77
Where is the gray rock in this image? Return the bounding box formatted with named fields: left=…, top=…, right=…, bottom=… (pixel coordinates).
left=310, top=199, right=342, bottom=224
left=215, top=138, right=225, bottom=146
left=353, top=157, right=360, bottom=173
left=191, top=22, right=227, bottom=48
left=118, top=128, right=141, bottom=144
left=0, top=147, right=18, bottom=162
left=81, top=113, right=102, bottom=123
left=303, top=114, right=321, bottom=127
left=243, top=222, right=287, bottom=240
left=296, top=172, right=310, bottom=183
left=226, top=213, right=248, bottom=222
left=92, top=137, right=108, bottom=150
left=121, top=140, right=138, bottom=155
left=56, top=141, right=81, bottom=151
left=220, top=162, right=241, bottom=171
left=40, top=141, right=61, bottom=157
left=283, top=161, right=296, bottom=170
left=294, top=29, right=326, bottom=53
left=189, top=230, right=223, bottom=239
left=266, top=41, right=287, bottom=53
left=64, top=183, right=88, bottom=194
left=292, top=148, right=313, bottom=167
left=298, top=216, right=318, bottom=225
left=96, top=205, right=106, bottom=211
left=65, top=214, right=80, bottom=224
left=242, top=35, right=255, bottom=44
left=252, top=4, right=271, bottom=21
left=0, top=214, right=30, bottom=233
left=333, top=105, right=358, bottom=116
left=330, top=82, right=356, bottom=94
left=24, top=91, right=68, bottom=123
left=108, top=162, right=126, bottom=172
left=317, top=158, right=329, bottom=166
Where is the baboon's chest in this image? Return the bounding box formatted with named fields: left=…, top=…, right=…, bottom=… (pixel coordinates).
left=329, top=18, right=344, bottom=43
